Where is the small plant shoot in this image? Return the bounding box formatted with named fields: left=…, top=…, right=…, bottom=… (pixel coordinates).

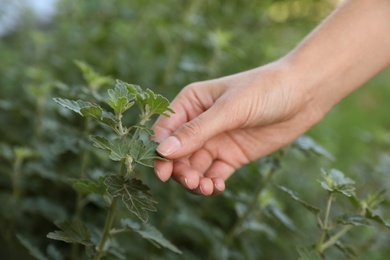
left=280, top=168, right=390, bottom=258
left=50, top=66, right=180, bottom=259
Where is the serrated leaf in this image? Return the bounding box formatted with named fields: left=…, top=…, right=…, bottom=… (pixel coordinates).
left=90, top=135, right=111, bottom=151
left=53, top=98, right=118, bottom=129
left=143, top=89, right=174, bottom=117
left=130, top=140, right=168, bottom=167
left=335, top=241, right=357, bottom=258
left=278, top=185, right=321, bottom=215
left=47, top=220, right=93, bottom=246
left=79, top=106, right=117, bottom=130
left=365, top=209, right=390, bottom=228
left=17, top=235, right=49, bottom=260
left=337, top=214, right=371, bottom=227
left=104, top=175, right=157, bottom=222
left=53, top=98, right=91, bottom=115
left=75, top=60, right=112, bottom=91
left=319, top=169, right=355, bottom=197
left=121, top=219, right=182, bottom=254
left=123, top=82, right=174, bottom=119
left=90, top=135, right=129, bottom=161
left=365, top=189, right=387, bottom=209
left=107, top=82, right=136, bottom=114
left=133, top=124, right=155, bottom=137
left=123, top=82, right=144, bottom=105
left=108, top=97, right=134, bottom=114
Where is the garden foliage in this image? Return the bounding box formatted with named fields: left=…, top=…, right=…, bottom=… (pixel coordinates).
left=1, top=0, right=390, bottom=259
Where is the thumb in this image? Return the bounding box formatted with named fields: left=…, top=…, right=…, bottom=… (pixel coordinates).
left=156, top=103, right=232, bottom=159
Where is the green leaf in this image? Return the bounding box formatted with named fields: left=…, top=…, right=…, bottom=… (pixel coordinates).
left=90, top=135, right=130, bottom=161
left=53, top=98, right=118, bottom=129
left=17, top=235, right=49, bottom=260
left=133, top=124, right=156, bottom=137
left=123, top=82, right=144, bottom=106
left=337, top=214, right=371, bottom=227
left=319, top=169, right=355, bottom=197
left=294, top=136, right=335, bottom=161
left=75, top=60, right=112, bottom=91
left=241, top=221, right=276, bottom=239
left=107, top=81, right=136, bottom=114
left=143, top=88, right=174, bottom=117
left=278, top=185, right=321, bottom=215
left=124, top=82, right=174, bottom=120
left=47, top=220, right=93, bottom=246
left=130, top=140, right=167, bottom=168
left=72, top=177, right=106, bottom=195
left=104, top=175, right=157, bottom=222
left=266, top=205, right=296, bottom=231
left=365, top=189, right=387, bottom=209
left=335, top=241, right=357, bottom=259
left=365, top=209, right=390, bottom=229
left=121, top=218, right=182, bottom=254
left=53, top=98, right=94, bottom=116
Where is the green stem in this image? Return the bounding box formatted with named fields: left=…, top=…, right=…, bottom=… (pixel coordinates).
left=319, top=225, right=353, bottom=253
left=94, top=196, right=119, bottom=260
left=316, top=193, right=333, bottom=251
left=119, top=160, right=127, bottom=176
left=224, top=166, right=276, bottom=245
left=129, top=127, right=141, bottom=147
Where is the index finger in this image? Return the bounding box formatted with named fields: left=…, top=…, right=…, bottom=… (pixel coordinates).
left=153, top=80, right=228, bottom=143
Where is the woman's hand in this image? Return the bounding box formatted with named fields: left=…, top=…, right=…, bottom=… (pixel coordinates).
left=153, top=61, right=322, bottom=195
left=153, top=0, right=390, bottom=195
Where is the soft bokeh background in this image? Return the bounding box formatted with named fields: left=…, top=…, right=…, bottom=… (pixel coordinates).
left=1, top=0, right=389, bottom=259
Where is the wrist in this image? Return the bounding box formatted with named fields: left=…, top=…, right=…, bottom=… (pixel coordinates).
left=269, top=58, right=326, bottom=126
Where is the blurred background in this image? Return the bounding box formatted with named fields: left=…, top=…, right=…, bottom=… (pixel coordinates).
left=1, top=0, right=389, bottom=259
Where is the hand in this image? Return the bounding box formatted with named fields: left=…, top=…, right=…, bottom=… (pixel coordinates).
left=153, top=0, right=390, bottom=195
left=152, top=61, right=322, bottom=195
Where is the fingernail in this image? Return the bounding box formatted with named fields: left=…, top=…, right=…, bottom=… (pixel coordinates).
left=215, top=182, right=224, bottom=192
left=199, top=185, right=206, bottom=195
left=157, top=136, right=181, bottom=157
left=155, top=169, right=163, bottom=181
left=184, top=178, right=189, bottom=187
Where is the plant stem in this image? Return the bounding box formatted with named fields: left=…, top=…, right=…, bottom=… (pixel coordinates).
left=316, top=193, right=333, bottom=251
left=319, top=225, right=353, bottom=253
left=129, top=127, right=141, bottom=146
left=94, top=159, right=128, bottom=259
left=94, top=196, right=119, bottom=260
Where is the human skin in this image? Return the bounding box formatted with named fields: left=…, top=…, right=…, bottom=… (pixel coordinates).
left=152, top=0, right=390, bottom=195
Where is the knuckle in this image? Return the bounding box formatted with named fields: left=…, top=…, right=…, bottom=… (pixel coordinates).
left=180, top=117, right=204, bottom=140
left=181, top=82, right=202, bottom=95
